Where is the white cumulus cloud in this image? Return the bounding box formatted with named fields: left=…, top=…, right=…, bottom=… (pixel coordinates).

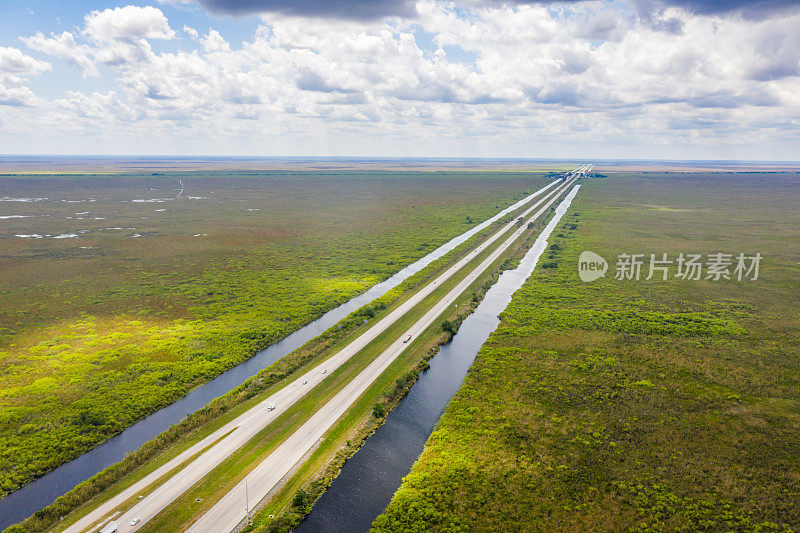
left=84, top=6, right=176, bottom=42
left=201, top=30, right=230, bottom=53
left=21, top=32, right=99, bottom=78
left=0, top=46, right=51, bottom=75
left=0, top=46, right=50, bottom=107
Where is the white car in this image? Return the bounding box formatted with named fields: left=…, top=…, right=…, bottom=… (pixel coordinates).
left=302, top=380, right=308, bottom=385
left=266, top=403, right=276, bottom=411
left=131, top=518, right=140, bottom=526
left=321, top=368, right=327, bottom=374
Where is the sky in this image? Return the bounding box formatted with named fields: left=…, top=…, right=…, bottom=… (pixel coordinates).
left=1, top=0, right=799, bottom=159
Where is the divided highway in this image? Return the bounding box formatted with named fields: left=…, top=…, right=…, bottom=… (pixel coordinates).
left=66, top=166, right=589, bottom=533
left=188, top=174, right=584, bottom=533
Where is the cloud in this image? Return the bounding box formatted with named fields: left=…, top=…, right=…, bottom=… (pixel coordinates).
left=742, top=20, right=800, bottom=81
left=55, top=90, right=139, bottom=120
left=84, top=6, right=176, bottom=42
left=296, top=69, right=356, bottom=93
left=656, top=0, right=800, bottom=17
left=578, top=11, right=626, bottom=41
left=93, top=39, right=155, bottom=68
left=188, top=0, right=800, bottom=22
left=0, top=46, right=50, bottom=107
left=21, top=32, right=100, bottom=78
left=3, top=0, right=800, bottom=157
left=193, top=0, right=416, bottom=20
left=0, top=84, right=40, bottom=107
left=527, top=83, right=583, bottom=106
left=166, top=0, right=800, bottom=24
left=750, top=62, right=800, bottom=82
left=681, top=90, right=780, bottom=109
left=201, top=30, right=231, bottom=52
left=629, top=0, right=800, bottom=25
left=0, top=46, right=51, bottom=75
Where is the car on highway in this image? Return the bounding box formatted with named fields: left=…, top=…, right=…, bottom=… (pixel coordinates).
left=321, top=368, right=327, bottom=374
left=131, top=518, right=140, bottom=526
left=302, top=380, right=308, bottom=385
left=403, top=334, right=412, bottom=343
left=266, top=403, right=275, bottom=411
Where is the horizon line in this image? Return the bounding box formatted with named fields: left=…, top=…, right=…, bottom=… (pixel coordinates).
left=2, top=155, right=800, bottom=164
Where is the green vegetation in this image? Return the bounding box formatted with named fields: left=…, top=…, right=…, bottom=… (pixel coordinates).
left=372, top=403, right=387, bottom=418
left=373, top=172, right=800, bottom=532
left=0, top=171, right=547, bottom=496
left=441, top=320, right=457, bottom=335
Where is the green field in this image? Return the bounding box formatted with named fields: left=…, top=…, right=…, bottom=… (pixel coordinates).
left=373, top=172, right=800, bottom=532
left=0, top=171, right=547, bottom=496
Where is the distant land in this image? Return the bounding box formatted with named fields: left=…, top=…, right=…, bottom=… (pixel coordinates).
left=1, top=156, right=800, bottom=174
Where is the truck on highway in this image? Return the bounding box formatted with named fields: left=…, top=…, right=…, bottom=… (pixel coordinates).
left=99, top=521, right=118, bottom=533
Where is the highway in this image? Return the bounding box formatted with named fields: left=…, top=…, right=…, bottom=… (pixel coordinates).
left=187, top=174, right=585, bottom=533
left=67, top=166, right=588, bottom=533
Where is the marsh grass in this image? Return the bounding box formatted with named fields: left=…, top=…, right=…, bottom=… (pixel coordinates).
left=0, top=171, right=547, bottom=497
left=373, top=172, right=800, bottom=532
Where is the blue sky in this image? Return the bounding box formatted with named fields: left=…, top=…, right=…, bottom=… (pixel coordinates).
left=1, top=0, right=799, bottom=159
